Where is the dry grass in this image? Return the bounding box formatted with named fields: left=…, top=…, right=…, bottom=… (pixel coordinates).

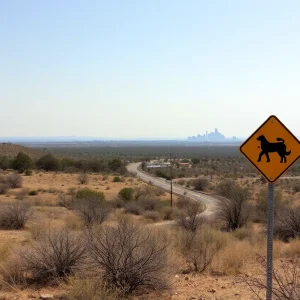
left=66, top=277, right=118, bottom=300
left=284, top=238, right=300, bottom=258
left=64, top=215, right=84, bottom=230
left=212, top=239, right=253, bottom=275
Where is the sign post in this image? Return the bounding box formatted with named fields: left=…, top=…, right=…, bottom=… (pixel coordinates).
left=239, top=115, right=300, bottom=300
left=266, top=183, right=274, bottom=300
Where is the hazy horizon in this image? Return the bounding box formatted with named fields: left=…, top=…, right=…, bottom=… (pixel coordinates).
left=1, top=1, right=300, bottom=138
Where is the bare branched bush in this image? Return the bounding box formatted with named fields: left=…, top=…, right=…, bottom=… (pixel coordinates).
left=74, top=198, right=111, bottom=227
left=19, top=229, right=87, bottom=284
left=6, top=173, right=23, bottom=188
left=243, top=257, right=300, bottom=300
left=0, top=202, right=32, bottom=229
left=192, top=178, right=209, bottom=191
left=88, top=219, right=169, bottom=294
left=78, top=173, right=89, bottom=184
left=216, top=180, right=249, bottom=231
left=124, top=202, right=143, bottom=215
left=181, top=227, right=225, bottom=272
left=274, top=207, right=300, bottom=242
left=143, top=210, right=161, bottom=221
left=58, top=193, right=74, bottom=209
left=177, top=199, right=204, bottom=232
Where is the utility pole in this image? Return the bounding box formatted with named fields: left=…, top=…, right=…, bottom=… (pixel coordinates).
left=169, top=153, right=173, bottom=207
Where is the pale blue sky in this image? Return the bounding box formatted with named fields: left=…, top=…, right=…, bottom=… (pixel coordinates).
left=1, top=0, right=300, bottom=139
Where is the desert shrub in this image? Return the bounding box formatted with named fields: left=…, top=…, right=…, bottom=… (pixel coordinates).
left=133, top=185, right=164, bottom=200
left=177, top=179, right=185, bottom=186
left=177, top=200, right=204, bottom=232
left=76, top=189, right=105, bottom=202
left=0, top=155, right=10, bottom=170
left=27, top=223, right=48, bottom=241
left=155, top=169, right=170, bottom=180
left=124, top=202, right=143, bottom=215
left=0, top=202, right=31, bottom=229
left=108, top=158, right=123, bottom=172
left=73, top=198, right=111, bottom=227
left=292, top=184, right=300, bottom=193
left=176, top=196, right=191, bottom=209
left=15, top=188, right=29, bottom=200
left=110, top=198, right=125, bottom=209
left=192, top=178, right=209, bottom=191
left=118, top=187, right=134, bottom=201
left=19, top=229, right=87, bottom=284
left=181, top=227, right=226, bottom=272
left=0, top=256, right=27, bottom=288
left=113, top=176, right=123, bottom=182
left=11, top=152, right=33, bottom=173
left=274, top=207, right=300, bottom=242
left=58, top=193, right=74, bottom=209
left=244, top=257, right=300, bottom=300
left=88, top=219, right=169, bottom=294
left=0, top=182, right=9, bottom=195
left=28, top=190, right=38, bottom=196
left=139, top=197, right=162, bottom=211
left=6, top=173, right=23, bottom=188
left=213, top=241, right=250, bottom=275
left=143, top=211, right=161, bottom=222
left=161, top=206, right=175, bottom=220
left=232, top=226, right=253, bottom=241
left=216, top=180, right=249, bottom=231
left=78, top=173, right=89, bottom=184
left=36, top=154, right=60, bottom=171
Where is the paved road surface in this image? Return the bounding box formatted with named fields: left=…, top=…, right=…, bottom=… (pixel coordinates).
left=126, top=162, right=218, bottom=220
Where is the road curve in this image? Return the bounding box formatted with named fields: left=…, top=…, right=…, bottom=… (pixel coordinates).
left=126, top=162, right=218, bottom=219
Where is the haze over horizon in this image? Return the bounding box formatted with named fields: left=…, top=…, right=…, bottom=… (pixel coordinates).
left=1, top=1, right=300, bottom=139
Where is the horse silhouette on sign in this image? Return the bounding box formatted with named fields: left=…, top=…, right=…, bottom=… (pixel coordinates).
left=257, top=135, right=291, bottom=163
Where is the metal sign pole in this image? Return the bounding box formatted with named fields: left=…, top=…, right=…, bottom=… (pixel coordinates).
left=266, top=183, right=274, bottom=300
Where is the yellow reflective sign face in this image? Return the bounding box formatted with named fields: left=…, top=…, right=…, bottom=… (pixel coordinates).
left=240, top=115, right=300, bottom=183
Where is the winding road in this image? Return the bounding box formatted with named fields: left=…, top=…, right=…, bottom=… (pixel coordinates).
left=126, top=162, right=218, bottom=221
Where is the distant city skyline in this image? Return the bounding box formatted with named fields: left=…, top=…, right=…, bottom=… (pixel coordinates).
left=188, top=128, right=237, bottom=142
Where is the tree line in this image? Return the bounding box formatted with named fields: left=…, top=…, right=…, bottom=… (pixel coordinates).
left=0, top=152, right=127, bottom=174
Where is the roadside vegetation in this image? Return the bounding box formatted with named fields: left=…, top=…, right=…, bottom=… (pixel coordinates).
left=0, top=145, right=300, bottom=299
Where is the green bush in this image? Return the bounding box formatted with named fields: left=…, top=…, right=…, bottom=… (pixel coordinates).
left=11, top=152, right=33, bottom=173
left=36, top=154, right=60, bottom=171
left=0, top=156, right=10, bottom=170
left=113, top=176, right=123, bottom=182
left=118, top=187, right=134, bottom=201
left=76, top=189, right=105, bottom=202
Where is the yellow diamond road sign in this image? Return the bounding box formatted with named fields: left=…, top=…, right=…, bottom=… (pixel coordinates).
left=240, top=115, right=300, bottom=183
